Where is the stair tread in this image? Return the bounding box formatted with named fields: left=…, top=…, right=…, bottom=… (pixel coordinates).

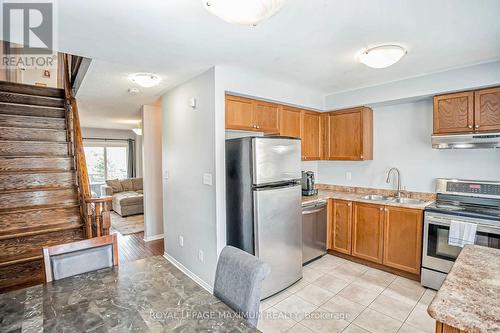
left=0, top=126, right=67, bottom=142
left=0, top=252, right=43, bottom=267
left=0, top=203, right=80, bottom=215
left=0, top=81, right=64, bottom=98
left=0, top=113, right=66, bottom=129
left=0, top=221, right=83, bottom=240
left=0, top=91, right=64, bottom=108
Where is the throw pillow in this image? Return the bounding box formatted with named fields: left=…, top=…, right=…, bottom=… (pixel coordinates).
left=106, top=179, right=123, bottom=193
left=121, top=178, right=134, bottom=191
left=132, top=178, right=143, bottom=191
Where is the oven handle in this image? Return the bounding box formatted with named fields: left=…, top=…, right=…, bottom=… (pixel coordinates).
left=425, top=214, right=500, bottom=234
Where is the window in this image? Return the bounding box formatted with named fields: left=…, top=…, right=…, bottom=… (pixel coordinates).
left=83, top=140, right=130, bottom=196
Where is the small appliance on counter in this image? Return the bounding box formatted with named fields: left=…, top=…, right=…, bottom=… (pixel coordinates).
left=421, top=178, right=500, bottom=290
left=302, top=171, right=318, bottom=196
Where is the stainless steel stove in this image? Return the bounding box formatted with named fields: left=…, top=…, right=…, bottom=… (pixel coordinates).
left=421, top=179, right=500, bottom=290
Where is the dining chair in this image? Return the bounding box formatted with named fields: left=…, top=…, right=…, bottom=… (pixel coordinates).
left=43, top=234, right=118, bottom=282
left=213, top=246, right=271, bottom=327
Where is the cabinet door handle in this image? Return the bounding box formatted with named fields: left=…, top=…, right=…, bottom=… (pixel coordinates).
left=256, top=125, right=260, bottom=129
left=475, top=125, right=480, bottom=129
left=360, top=155, right=363, bottom=159
left=348, top=203, right=352, bottom=207
left=379, top=207, right=383, bottom=211
left=384, top=208, right=388, bottom=212
left=468, top=125, right=473, bottom=129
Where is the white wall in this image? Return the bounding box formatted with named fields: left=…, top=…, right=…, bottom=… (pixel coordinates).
left=162, top=68, right=217, bottom=287
left=142, top=105, right=164, bottom=241
left=325, top=60, right=500, bottom=110
left=317, top=99, right=500, bottom=192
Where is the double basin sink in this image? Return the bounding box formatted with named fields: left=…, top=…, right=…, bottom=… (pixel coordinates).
left=360, top=195, right=426, bottom=205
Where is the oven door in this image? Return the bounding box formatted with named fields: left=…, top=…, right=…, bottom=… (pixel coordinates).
left=422, top=212, right=500, bottom=273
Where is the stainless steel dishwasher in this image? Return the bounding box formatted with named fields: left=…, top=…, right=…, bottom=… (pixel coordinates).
left=302, top=200, right=327, bottom=264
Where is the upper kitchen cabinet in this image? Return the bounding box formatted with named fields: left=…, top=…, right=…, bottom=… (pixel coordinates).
left=301, top=111, right=322, bottom=160
left=325, top=107, right=373, bottom=161
left=225, top=95, right=279, bottom=133
left=253, top=100, right=280, bottom=133
left=279, top=105, right=302, bottom=138
left=433, top=91, right=474, bottom=134
left=474, top=86, right=500, bottom=132
left=225, top=95, right=254, bottom=131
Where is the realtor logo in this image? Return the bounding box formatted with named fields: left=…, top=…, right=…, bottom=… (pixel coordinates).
left=2, top=2, right=53, bottom=54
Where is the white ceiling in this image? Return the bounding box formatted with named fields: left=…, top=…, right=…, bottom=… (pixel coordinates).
left=57, top=0, right=500, bottom=129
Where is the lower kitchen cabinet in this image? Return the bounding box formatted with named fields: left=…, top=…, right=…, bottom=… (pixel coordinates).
left=383, top=206, right=423, bottom=274
left=328, top=199, right=424, bottom=276
left=352, top=202, right=384, bottom=264
left=330, top=199, right=352, bottom=254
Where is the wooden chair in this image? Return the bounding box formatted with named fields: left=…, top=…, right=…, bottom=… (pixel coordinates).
left=43, top=234, right=118, bottom=282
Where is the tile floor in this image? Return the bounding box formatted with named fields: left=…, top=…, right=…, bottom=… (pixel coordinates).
left=258, top=254, right=436, bottom=333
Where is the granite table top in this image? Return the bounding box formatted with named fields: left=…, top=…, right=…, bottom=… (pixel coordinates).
left=427, top=245, right=500, bottom=333
left=302, top=189, right=434, bottom=209
left=0, top=256, right=259, bottom=333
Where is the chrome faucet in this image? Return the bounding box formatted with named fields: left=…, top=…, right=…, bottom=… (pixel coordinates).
left=386, top=167, right=402, bottom=198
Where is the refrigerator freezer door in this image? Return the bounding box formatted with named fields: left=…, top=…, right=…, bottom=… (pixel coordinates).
left=254, top=184, right=302, bottom=299
left=252, top=138, right=301, bottom=186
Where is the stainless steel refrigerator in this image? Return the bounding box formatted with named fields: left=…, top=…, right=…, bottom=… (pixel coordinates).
left=226, top=136, right=302, bottom=299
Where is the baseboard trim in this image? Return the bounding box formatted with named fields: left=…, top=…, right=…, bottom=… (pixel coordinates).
left=143, top=234, right=164, bottom=242
left=163, top=252, right=213, bottom=293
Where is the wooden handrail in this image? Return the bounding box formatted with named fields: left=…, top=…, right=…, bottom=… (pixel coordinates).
left=62, top=53, right=110, bottom=238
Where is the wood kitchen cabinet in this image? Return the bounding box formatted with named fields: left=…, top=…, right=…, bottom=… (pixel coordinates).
left=253, top=100, right=280, bottom=133
left=225, top=95, right=279, bottom=132
left=474, top=86, right=500, bottom=132
left=352, top=202, right=384, bottom=264
left=330, top=199, right=353, bottom=255
left=225, top=95, right=254, bottom=131
left=325, top=107, right=373, bottom=161
left=433, top=91, right=474, bottom=134
left=383, top=206, right=423, bottom=274
left=301, top=111, right=322, bottom=160
left=279, top=105, right=302, bottom=138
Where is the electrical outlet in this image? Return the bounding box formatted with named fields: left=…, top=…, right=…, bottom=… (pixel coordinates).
left=346, top=172, right=352, bottom=181
left=164, top=170, right=169, bottom=179
left=198, top=250, right=204, bottom=262
left=178, top=235, right=184, bottom=247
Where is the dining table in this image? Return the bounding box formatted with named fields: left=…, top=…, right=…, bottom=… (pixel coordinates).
left=0, top=256, right=260, bottom=332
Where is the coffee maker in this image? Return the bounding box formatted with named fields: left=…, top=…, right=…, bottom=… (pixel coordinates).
left=302, top=171, right=318, bottom=196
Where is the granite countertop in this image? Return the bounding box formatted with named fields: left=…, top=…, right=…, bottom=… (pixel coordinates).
left=0, top=256, right=258, bottom=333
left=302, top=188, right=434, bottom=209
left=427, top=245, right=500, bottom=333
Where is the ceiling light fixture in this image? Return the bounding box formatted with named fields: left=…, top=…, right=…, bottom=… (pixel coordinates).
left=202, top=0, right=286, bottom=26
left=132, top=128, right=142, bottom=136
left=129, top=73, right=161, bottom=88
left=358, top=45, right=407, bottom=69
left=128, top=87, right=140, bottom=94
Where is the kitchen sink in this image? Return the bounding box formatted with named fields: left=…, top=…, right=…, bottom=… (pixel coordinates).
left=388, top=197, right=426, bottom=205
left=360, top=195, right=392, bottom=201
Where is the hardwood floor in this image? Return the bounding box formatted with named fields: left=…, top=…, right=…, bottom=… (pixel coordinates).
left=110, top=228, right=164, bottom=264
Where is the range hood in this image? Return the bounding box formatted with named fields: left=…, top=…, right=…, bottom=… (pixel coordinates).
left=432, top=132, right=500, bottom=149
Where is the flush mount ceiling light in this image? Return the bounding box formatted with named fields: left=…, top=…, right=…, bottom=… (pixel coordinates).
left=358, top=45, right=407, bottom=69
left=129, top=73, right=161, bottom=88
left=202, top=0, right=286, bottom=26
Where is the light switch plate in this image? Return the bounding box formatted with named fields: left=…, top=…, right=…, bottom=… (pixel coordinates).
left=346, top=172, right=352, bottom=181
left=164, top=171, right=169, bottom=179
left=203, top=173, right=213, bottom=186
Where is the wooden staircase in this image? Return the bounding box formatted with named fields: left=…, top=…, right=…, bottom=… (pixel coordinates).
left=0, top=81, right=86, bottom=291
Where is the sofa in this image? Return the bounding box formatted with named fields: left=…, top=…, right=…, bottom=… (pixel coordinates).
left=101, top=178, right=143, bottom=217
